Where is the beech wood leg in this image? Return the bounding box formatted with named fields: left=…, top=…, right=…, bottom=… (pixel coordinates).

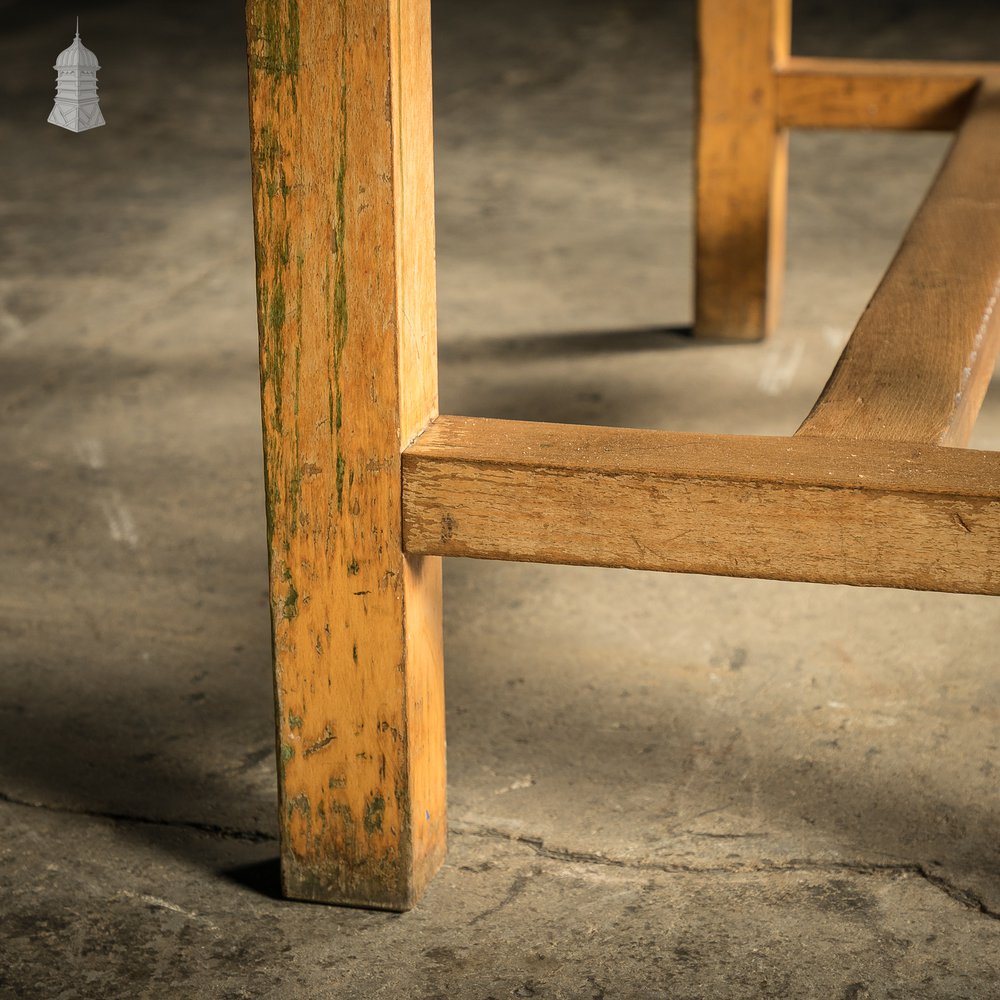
left=247, top=0, right=446, bottom=911
left=695, top=0, right=791, bottom=341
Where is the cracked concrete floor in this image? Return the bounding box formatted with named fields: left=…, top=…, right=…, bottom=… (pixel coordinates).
left=2, top=0, right=1000, bottom=997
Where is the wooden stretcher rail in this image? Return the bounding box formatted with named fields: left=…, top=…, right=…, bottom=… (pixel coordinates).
left=402, top=416, right=1000, bottom=596
left=776, top=57, right=999, bottom=130
left=797, top=79, right=1000, bottom=446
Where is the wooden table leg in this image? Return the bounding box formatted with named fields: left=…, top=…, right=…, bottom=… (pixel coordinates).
left=695, top=0, right=790, bottom=341
left=246, top=0, right=446, bottom=910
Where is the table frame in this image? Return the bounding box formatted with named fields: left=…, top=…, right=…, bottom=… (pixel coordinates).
left=245, top=0, right=1000, bottom=909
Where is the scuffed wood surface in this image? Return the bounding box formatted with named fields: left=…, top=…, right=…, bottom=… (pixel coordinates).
left=798, top=80, right=1000, bottom=446
left=695, top=0, right=791, bottom=341
left=403, top=416, right=1000, bottom=596
left=247, top=0, right=445, bottom=910
left=776, top=57, right=995, bottom=131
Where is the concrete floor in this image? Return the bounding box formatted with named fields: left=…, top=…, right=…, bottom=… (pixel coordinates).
left=2, top=0, right=1000, bottom=996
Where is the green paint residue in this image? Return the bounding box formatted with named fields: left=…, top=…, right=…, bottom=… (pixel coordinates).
left=255, top=0, right=300, bottom=106
left=288, top=712, right=304, bottom=730
left=293, top=254, right=304, bottom=445
left=333, top=259, right=347, bottom=333
left=347, top=559, right=359, bottom=576
left=288, top=466, right=302, bottom=537
left=264, top=283, right=287, bottom=435
left=275, top=229, right=290, bottom=268
left=268, top=284, right=285, bottom=333
left=264, top=481, right=281, bottom=549
left=336, top=452, right=345, bottom=513
left=330, top=23, right=349, bottom=514
left=394, top=776, right=409, bottom=814
left=256, top=125, right=281, bottom=200
left=285, top=0, right=300, bottom=106
left=253, top=126, right=289, bottom=449
left=287, top=793, right=310, bottom=819
left=363, top=793, right=386, bottom=836
left=280, top=743, right=295, bottom=765
left=282, top=581, right=298, bottom=620
left=328, top=800, right=353, bottom=825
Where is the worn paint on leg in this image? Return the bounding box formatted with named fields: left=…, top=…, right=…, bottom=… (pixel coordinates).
left=246, top=0, right=446, bottom=910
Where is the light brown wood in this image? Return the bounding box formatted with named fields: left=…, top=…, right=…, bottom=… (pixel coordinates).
left=247, top=0, right=445, bottom=911
left=695, top=0, right=791, bottom=341
left=798, top=79, right=1000, bottom=447
left=403, top=416, right=1000, bottom=596
left=243, top=0, right=1000, bottom=912
left=776, top=57, right=998, bottom=131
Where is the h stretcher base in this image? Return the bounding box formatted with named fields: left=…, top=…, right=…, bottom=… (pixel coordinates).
left=245, top=0, right=1000, bottom=910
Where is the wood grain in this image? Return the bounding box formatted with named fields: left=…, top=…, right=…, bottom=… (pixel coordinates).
left=798, top=79, right=1000, bottom=447
left=695, top=0, right=791, bottom=341
left=776, top=57, right=996, bottom=131
left=403, top=416, right=1000, bottom=596
left=247, top=0, right=445, bottom=911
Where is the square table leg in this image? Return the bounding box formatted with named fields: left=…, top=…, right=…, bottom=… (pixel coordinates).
left=247, top=0, right=446, bottom=910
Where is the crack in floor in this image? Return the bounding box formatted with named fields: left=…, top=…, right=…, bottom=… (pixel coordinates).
left=0, top=790, right=277, bottom=844
left=454, top=822, right=1000, bottom=922
left=2, top=790, right=998, bottom=922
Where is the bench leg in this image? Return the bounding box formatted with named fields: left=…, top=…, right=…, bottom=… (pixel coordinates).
left=695, top=0, right=791, bottom=340
left=247, top=0, right=446, bottom=910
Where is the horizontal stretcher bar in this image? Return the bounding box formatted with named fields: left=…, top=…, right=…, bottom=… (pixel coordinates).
left=402, top=416, right=1000, bottom=595
left=797, top=79, right=1000, bottom=445
left=776, top=57, right=1000, bottom=130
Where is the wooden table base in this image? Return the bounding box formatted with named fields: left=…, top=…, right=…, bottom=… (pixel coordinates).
left=245, top=0, right=1000, bottom=909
